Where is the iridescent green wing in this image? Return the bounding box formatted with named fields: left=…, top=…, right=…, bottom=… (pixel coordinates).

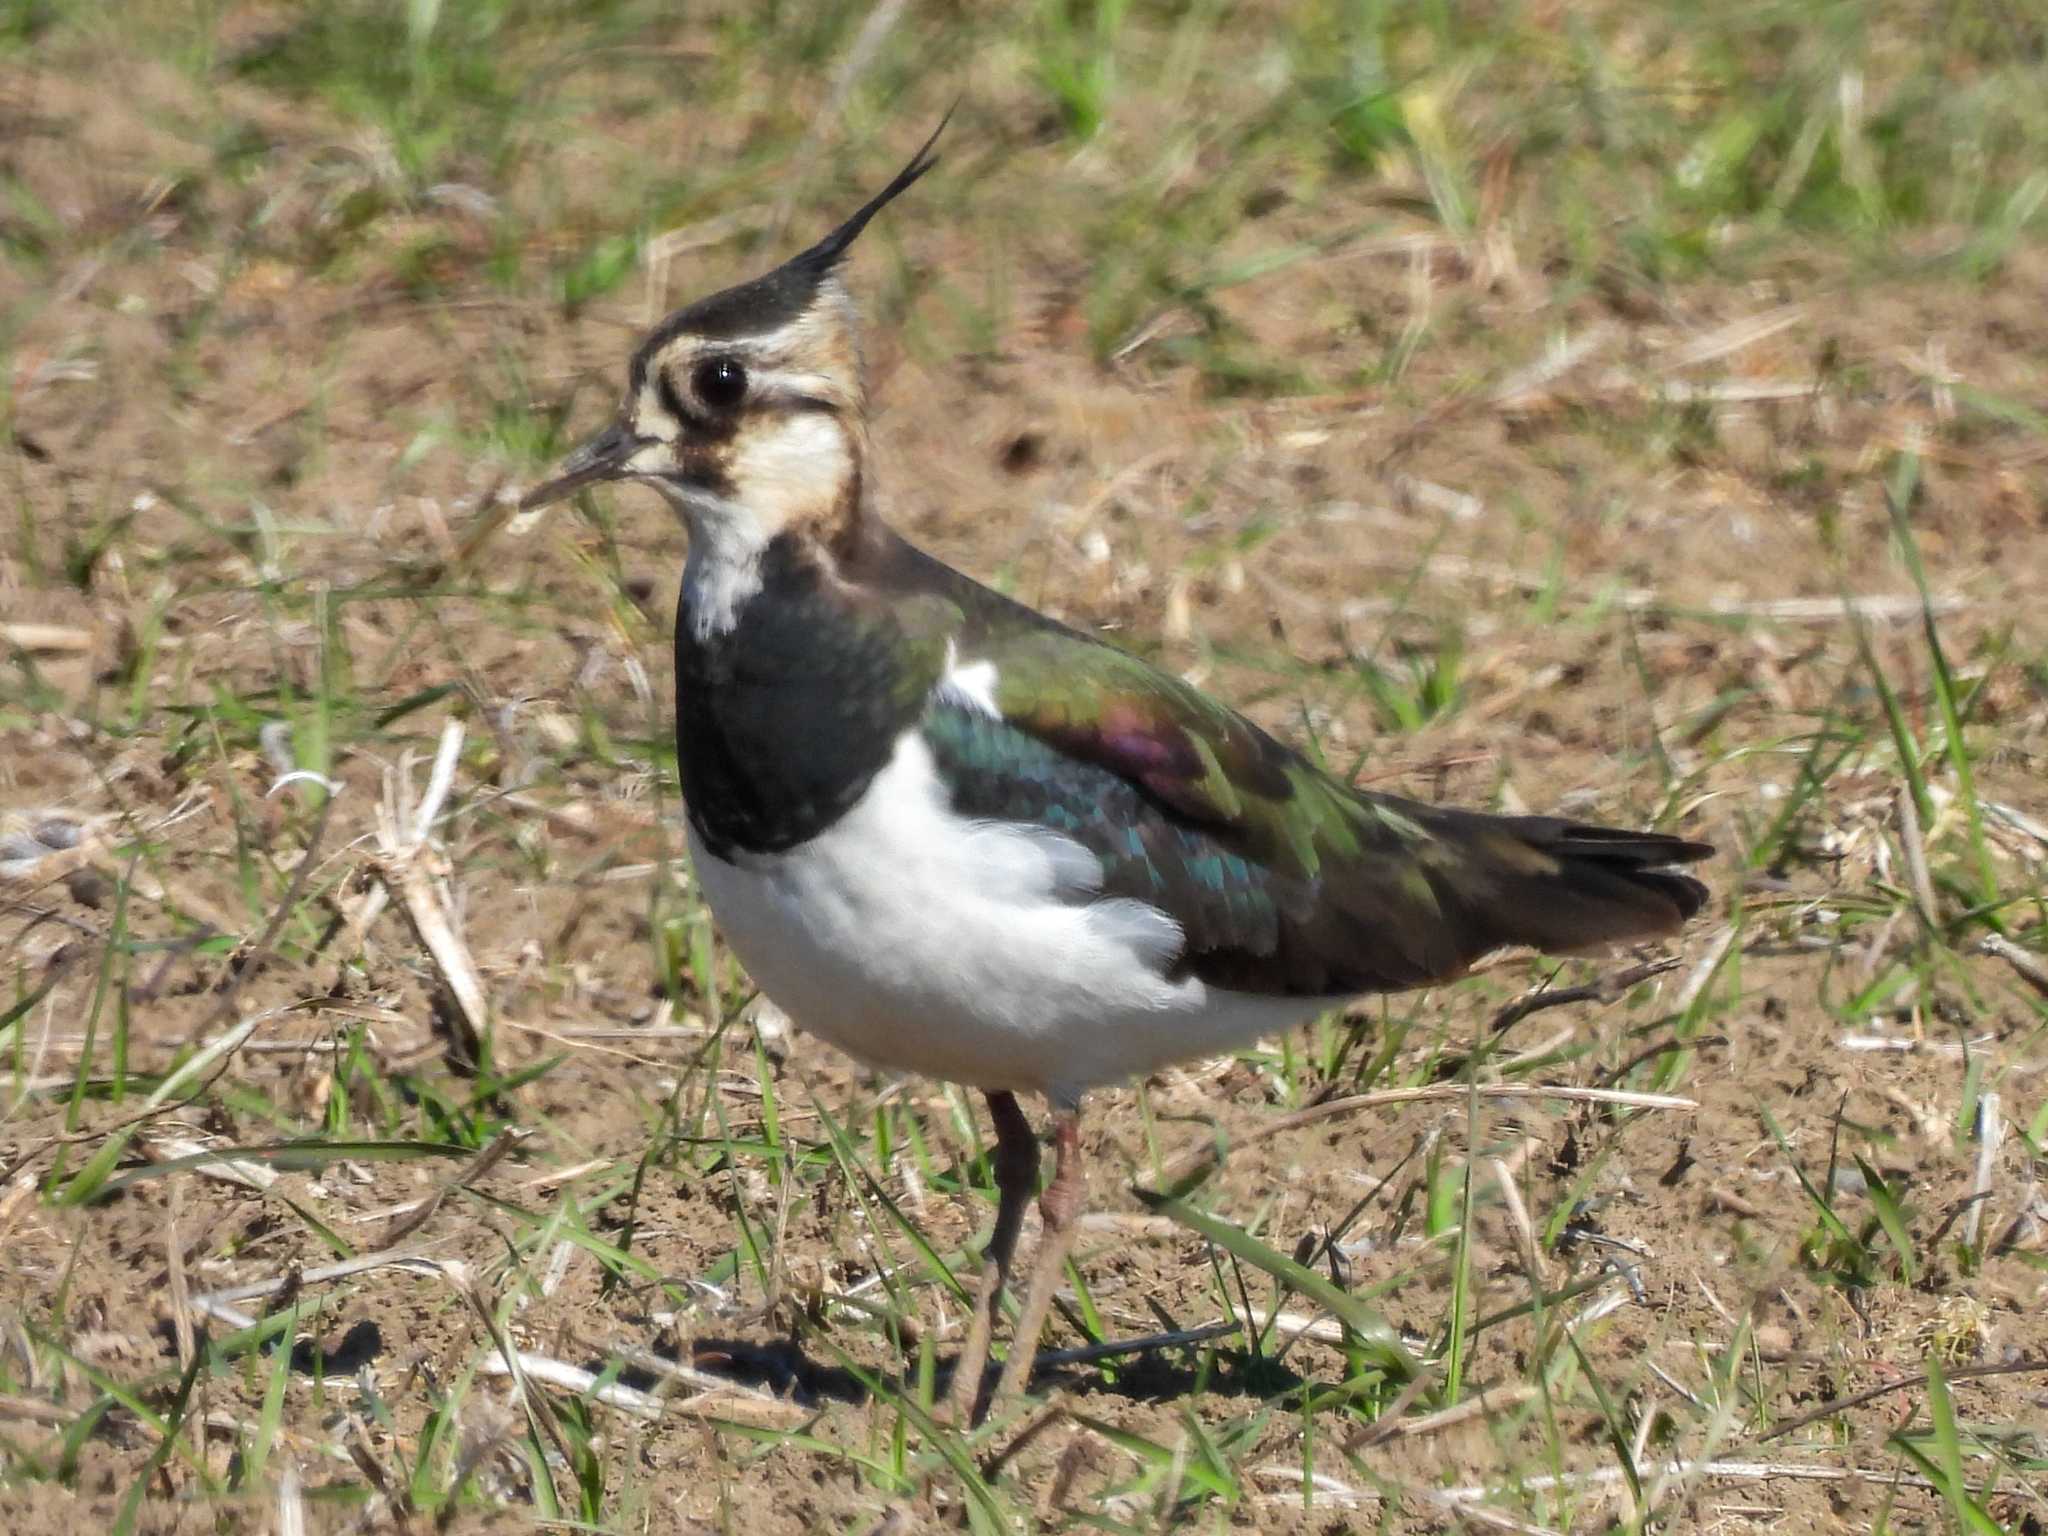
left=925, top=625, right=1707, bottom=997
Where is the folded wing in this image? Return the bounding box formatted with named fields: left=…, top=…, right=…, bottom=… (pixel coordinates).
left=923, top=628, right=1709, bottom=999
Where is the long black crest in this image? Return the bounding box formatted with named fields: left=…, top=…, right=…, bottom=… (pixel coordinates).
left=787, top=108, right=951, bottom=281
left=639, top=113, right=952, bottom=353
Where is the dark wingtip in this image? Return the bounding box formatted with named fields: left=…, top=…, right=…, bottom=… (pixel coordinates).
left=789, top=107, right=952, bottom=277
left=1645, top=869, right=1713, bottom=923
left=1562, top=830, right=1714, bottom=931
left=1460, top=815, right=1716, bottom=947
left=1548, top=824, right=1715, bottom=924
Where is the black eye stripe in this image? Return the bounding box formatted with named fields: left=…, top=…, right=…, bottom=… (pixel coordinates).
left=654, top=368, right=689, bottom=424
left=647, top=355, right=834, bottom=442
left=655, top=369, right=732, bottom=440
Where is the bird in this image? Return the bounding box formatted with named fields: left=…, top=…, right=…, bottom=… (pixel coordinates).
left=521, top=121, right=1711, bottom=1422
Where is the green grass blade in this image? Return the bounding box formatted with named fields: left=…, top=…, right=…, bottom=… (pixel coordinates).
left=1136, top=1189, right=1419, bottom=1379
left=1853, top=1155, right=1919, bottom=1284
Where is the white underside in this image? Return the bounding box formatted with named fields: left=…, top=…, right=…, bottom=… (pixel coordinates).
left=689, top=730, right=1321, bottom=1107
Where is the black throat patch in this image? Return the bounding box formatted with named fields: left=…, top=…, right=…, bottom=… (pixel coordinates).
left=674, top=536, right=939, bottom=860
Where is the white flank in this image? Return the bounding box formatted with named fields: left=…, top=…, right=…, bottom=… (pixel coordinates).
left=689, top=730, right=1317, bottom=1106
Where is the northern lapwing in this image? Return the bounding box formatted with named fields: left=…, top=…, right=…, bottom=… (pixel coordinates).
left=522, top=122, right=1711, bottom=1420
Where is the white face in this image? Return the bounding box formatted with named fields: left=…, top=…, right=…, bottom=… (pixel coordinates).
left=521, top=280, right=868, bottom=568
left=618, top=289, right=867, bottom=551
left=524, top=121, right=940, bottom=536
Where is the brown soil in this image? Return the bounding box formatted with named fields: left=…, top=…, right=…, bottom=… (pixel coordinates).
left=3, top=29, right=2045, bottom=1536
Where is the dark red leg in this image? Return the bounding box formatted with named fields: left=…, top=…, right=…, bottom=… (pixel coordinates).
left=945, top=1090, right=1039, bottom=1423
left=991, top=1108, right=1084, bottom=1407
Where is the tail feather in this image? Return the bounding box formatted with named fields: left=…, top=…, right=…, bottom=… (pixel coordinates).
left=1420, top=807, right=1712, bottom=961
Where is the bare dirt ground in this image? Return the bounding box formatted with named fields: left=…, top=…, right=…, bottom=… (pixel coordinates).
left=3, top=6, right=2046, bottom=1532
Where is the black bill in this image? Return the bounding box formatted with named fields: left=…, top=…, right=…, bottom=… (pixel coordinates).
left=520, top=421, right=643, bottom=511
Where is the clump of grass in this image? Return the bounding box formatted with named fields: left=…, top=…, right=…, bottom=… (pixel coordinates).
left=3, top=0, right=2046, bottom=1531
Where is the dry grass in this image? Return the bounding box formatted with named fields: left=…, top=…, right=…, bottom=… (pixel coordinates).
left=3, top=1, right=2046, bottom=1532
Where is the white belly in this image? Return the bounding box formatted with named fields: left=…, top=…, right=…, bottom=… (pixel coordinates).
left=687, top=731, right=1318, bottom=1106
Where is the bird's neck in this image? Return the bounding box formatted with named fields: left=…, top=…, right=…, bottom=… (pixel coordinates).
left=672, top=524, right=931, bottom=860
left=673, top=414, right=883, bottom=642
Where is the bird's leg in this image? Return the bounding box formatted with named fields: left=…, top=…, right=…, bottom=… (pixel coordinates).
left=991, top=1107, right=1084, bottom=1408
left=944, top=1090, right=1039, bottom=1424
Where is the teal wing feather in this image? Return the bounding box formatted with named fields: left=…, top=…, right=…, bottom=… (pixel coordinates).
left=923, top=625, right=1709, bottom=998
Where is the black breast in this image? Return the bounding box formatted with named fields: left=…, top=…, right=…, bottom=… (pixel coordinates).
left=675, top=537, right=930, bottom=860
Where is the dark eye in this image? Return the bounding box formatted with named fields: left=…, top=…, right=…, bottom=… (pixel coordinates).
left=691, top=356, right=748, bottom=412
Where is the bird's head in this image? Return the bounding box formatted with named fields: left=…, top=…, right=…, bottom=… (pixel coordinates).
left=522, top=121, right=943, bottom=564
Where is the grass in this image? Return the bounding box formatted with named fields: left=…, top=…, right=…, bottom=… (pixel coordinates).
left=3, top=0, right=2047, bottom=1532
